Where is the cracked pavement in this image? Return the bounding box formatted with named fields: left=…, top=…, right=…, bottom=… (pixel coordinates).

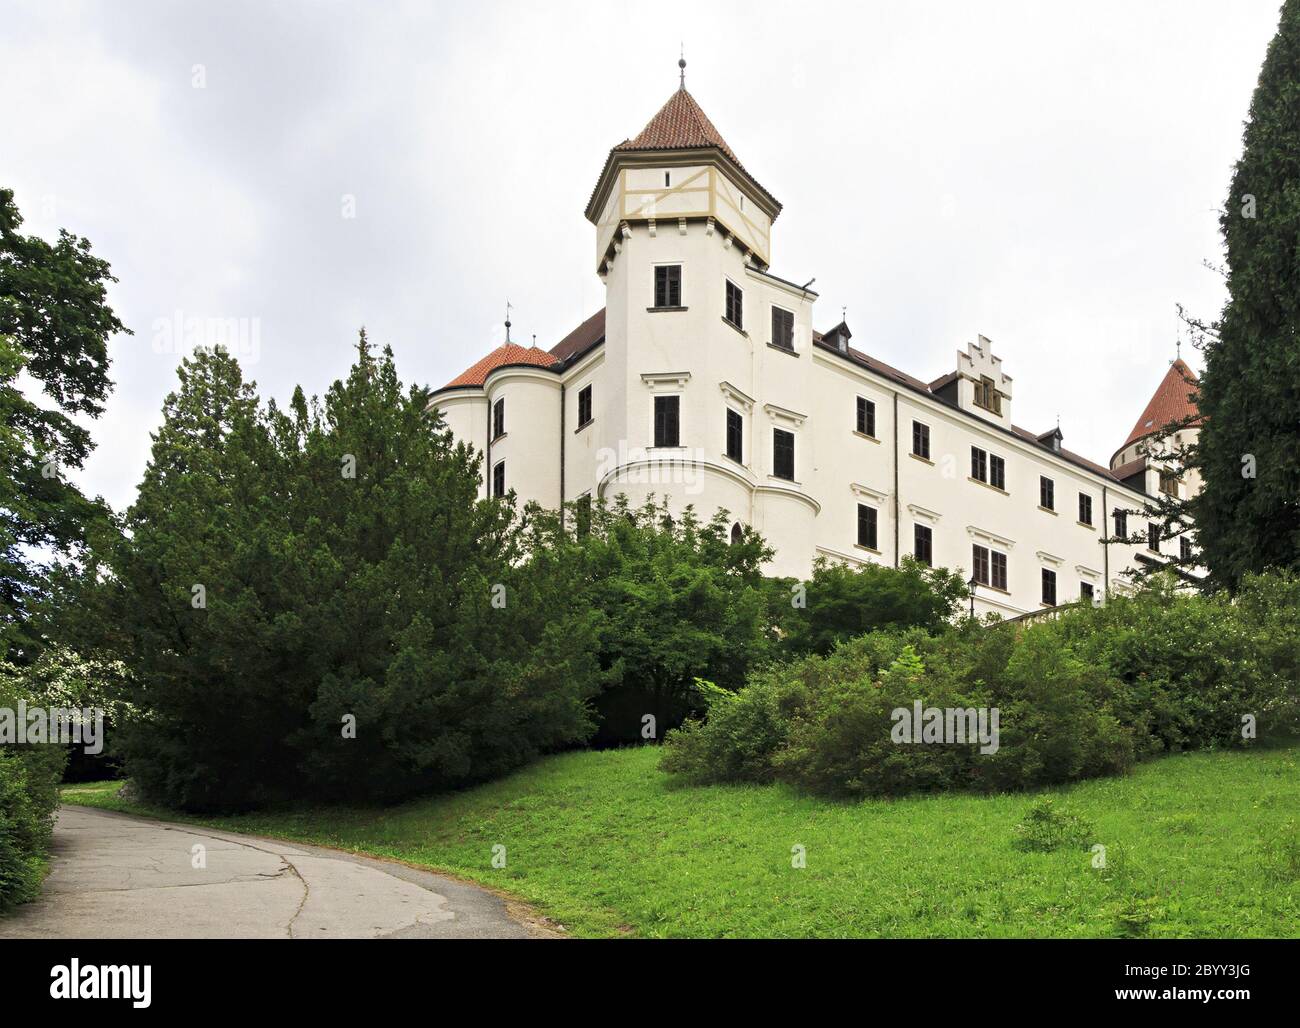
left=0, top=806, right=549, bottom=939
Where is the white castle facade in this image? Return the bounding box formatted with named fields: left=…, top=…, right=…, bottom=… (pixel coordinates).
left=432, top=76, right=1200, bottom=617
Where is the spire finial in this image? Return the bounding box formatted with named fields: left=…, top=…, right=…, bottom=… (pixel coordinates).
left=505, top=299, right=512, bottom=343
left=678, top=45, right=686, bottom=89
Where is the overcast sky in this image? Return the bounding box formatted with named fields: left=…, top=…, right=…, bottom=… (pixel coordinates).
left=2, top=0, right=1283, bottom=512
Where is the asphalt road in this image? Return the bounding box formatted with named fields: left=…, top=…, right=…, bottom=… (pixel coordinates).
left=0, top=806, right=550, bottom=939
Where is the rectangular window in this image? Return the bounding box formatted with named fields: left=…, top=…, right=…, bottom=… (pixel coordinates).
left=1159, top=471, right=1179, bottom=496
left=1078, top=493, right=1093, bottom=526
left=971, top=446, right=988, bottom=483
left=1148, top=522, right=1160, bottom=552
left=1041, top=568, right=1057, bottom=606
left=771, top=306, right=794, bottom=350
left=773, top=428, right=795, bottom=481
left=1113, top=508, right=1127, bottom=539
left=653, top=395, right=680, bottom=448
left=856, top=396, right=876, bottom=437
left=1040, top=476, right=1055, bottom=510
left=914, top=524, right=933, bottom=566
left=725, top=408, right=743, bottom=463
left=492, top=460, right=505, bottom=498
left=991, top=550, right=1008, bottom=591
left=975, top=375, right=1001, bottom=414
left=990, top=454, right=1005, bottom=491
left=492, top=397, right=505, bottom=440
left=725, top=280, right=743, bottom=329
left=857, top=504, right=878, bottom=550
left=912, top=421, right=931, bottom=460
left=577, top=384, right=593, bottom=427
left=1080, top=581, right=1095, bottom=604
left=972, top=544, right=990, bottom=586
left=1180, top=536, right=1193, bottom=562
left=654, top=264, right=681, bottom=308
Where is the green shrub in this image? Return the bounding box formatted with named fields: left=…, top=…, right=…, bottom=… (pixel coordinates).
left=659, top=676, right=804, bottom=785
left=1011, top=798, right=1096, bottom=852
left=661, top=572, right=1300, bottom=800
left=0, top=675, right=68, bottom=912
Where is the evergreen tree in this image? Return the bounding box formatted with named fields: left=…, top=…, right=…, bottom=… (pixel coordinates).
left=102, top=335, right=603, bottom=810
left=104, top=347, right=294, bottom=808
left=1192, top=1, right=1300, bottom=588
left=0, top=188, right=126, bottom=657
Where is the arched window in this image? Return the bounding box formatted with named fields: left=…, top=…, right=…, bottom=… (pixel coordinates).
left=731, top=522, right=743, bottom=545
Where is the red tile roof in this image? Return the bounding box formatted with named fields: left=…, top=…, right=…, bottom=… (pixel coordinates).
left=614, top=88, right=742, bottom=165
left=1117, top=358, right=1201, bottom=453
left=442, top=343, right=558, bottom=388
left=590, top=87, right=780, bottom=217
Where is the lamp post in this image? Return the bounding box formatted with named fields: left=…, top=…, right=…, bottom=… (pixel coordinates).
left=968, top=575, right=978, bottom=619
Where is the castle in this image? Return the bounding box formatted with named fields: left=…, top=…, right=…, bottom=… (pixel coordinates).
left=431, top=67, right=1200, bottom=616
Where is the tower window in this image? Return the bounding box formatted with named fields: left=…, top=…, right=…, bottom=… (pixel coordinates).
left=1113, top=509, right=1127, bottom=539
left=1078, top=493, right=1093, bottom=526
left=856, top=396, right=876, bottom=437
left=654, top=265, right=681, bottom=308
left=492, top=397, right=505, bottom=440
left=653, top=395, right=680, bottom=448
left=725, top=280, right=743, bottom=329
left=914, top=523, right=932, bottom=566
left=725, top=408, right=743, bottom=463
left=577, top=384, right=593, bottom=428
left=1148, top=522, right=1160, bottom=552
left=1039, top=476, right=1055, bottom=511
left=773, top=428, right=795, bottom=481
left=492, top=460, right=506, bottom=498
left=857, top=504, right=878, bottom=550
left=971, top=446, right=988, bottom=483
left=664, top=171, right=670, bottom=188
left=730, top=521, right=743, bottom=545
left=771, top=306, right=794, bottom=350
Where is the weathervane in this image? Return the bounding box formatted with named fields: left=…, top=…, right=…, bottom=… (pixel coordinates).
left=679, top=45, right=686, bottom=89
left=505, top=300, right=512, bottom=343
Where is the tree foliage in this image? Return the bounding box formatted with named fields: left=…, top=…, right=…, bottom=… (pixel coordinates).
left=89, top=337, right=602, bottom=810
left=0, top=188, right=126, bottom=658
left=1192, top=0, right=1300, bottom=588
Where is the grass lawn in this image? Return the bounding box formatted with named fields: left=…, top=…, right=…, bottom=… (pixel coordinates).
left=62, top=742, right=1300, bottom=938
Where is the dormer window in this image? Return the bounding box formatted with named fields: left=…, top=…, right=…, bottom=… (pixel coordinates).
left=975, top=375, right=1001, bottom=415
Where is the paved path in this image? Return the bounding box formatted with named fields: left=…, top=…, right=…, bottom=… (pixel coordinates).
left=0, top=806, right=550, bottom=939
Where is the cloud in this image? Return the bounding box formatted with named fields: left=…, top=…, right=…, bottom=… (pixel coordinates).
left=0, top=0, right=1280, bottom=511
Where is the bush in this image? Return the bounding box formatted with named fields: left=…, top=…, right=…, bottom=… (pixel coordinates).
left=661, top=572, right=1300, bottom=800
left=1011, top=798, right=1097, bottom=852
left=0, top=675, right=68, bottom=912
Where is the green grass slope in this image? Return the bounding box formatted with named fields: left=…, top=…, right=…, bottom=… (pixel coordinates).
left=62, top=743, right=1300, bottom=938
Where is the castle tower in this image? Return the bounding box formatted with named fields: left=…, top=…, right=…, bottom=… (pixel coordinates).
left=1110, top=357, right=1202, bottom=499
